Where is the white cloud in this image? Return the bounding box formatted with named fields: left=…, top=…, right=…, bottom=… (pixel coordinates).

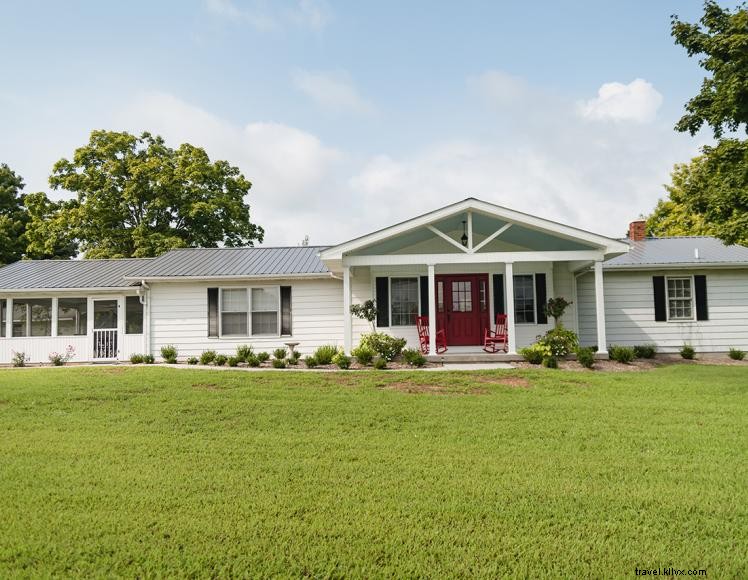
left=579, top=78, right=663, bottom=123
left=204, top=0, right=331, bottom=31
left=292, top=70, right=374, bottom=114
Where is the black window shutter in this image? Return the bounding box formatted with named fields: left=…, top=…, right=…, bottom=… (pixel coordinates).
left=492, top=274, right=505, bottom=315
left=280, top=286, right=292, bottom=335
left=653, top=276, right=666, bottom=321
left=419, top=276, right=429, bottom=316
left=375, top=277, right=389, bottom=327
left=535, top=273, right=548, bottom=324
left=207, top=288, right=219, bottom=337
left=694, top=275, right=708, bottom=321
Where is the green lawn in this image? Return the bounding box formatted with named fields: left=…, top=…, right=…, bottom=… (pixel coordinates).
left=0, top=366, right=745, bottom=578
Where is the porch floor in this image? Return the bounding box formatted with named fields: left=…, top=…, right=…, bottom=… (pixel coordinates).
left=426, top=345, right=523, bottom=364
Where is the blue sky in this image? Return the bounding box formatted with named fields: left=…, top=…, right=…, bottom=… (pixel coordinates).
left=1, top=0, right=712, bottom=244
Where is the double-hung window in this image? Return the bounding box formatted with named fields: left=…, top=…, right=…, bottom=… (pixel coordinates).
left=251, top=288, right=279, bottom=336
left=513, top=274, right=535, bottom=324
left=221, top=289, right=249, bottom=336
left=390, top=278, right=419, bottom=326
left=667, top=277, right=694, bottom=321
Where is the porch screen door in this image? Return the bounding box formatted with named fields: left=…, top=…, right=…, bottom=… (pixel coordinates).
left=93, top=300, right=118, bottom=359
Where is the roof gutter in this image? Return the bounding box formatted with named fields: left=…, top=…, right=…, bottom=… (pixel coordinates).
left=0, top=286, right=139, bottom=294
left=122, top=273, right=332, bottom=282
left=604, top=262, right=748, bottom=271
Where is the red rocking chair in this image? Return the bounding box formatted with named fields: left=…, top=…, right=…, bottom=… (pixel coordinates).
left=483, top=314, right=508, bottom=353
left=416, top=316, right=448, bottom=355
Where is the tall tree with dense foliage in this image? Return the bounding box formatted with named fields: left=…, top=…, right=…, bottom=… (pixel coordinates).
left=23, top=192, right=79, bottom=260
left=647, top=2, right=748, bottom=244
left=0, top=163, right=28, bottom=264
left=48, top=130, right=264, bottom=258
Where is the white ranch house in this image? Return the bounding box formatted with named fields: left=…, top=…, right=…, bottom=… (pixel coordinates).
left=2, top=198, right=748, bottom=364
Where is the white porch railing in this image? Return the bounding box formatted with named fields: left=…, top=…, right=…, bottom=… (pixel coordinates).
left=93, top=329, right=118, bottom=359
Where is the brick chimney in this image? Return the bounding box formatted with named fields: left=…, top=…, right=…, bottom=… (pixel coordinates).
left=628, top=220, right=647, bottom=241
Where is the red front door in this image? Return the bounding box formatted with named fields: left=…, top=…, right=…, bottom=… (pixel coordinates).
left=435, top=274, right=490, bottom=346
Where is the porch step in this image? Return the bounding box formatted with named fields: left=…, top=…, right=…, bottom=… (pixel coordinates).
left=427, top=353, right=524, bottom=364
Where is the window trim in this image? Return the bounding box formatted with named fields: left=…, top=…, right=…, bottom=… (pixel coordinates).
left=513, top=273, right=537, bottom=325
left=665, top=275, right=695, bottom=322
left=12, top=298, right=54, bottom=338
left=218, top=286, right=283, bottom=338
left=57, top=297, right=89, bottom=337
left=389, top=277, right=420, bottom=327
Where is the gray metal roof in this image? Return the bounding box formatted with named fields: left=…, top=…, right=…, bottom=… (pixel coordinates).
left=125, top=246, right=330, bottom=279
left=0, top=258, right=147, bottom=290
left=605, top=237, right=748, bottom=269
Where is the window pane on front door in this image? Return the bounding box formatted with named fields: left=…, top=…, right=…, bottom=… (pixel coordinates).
left=451, top=281, right=473, bottom=312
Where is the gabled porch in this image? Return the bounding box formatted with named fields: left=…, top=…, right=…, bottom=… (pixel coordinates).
left=320, top=198, right=629, bottom=358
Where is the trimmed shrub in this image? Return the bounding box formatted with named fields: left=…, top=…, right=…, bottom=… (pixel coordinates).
left=257, top=352, right=270, bottom=363
left=332, top=352, right=351, bottom=370
left=680, top=344, right=695, bottom=360
left=187, top=357, right=199, bottom=365
left=633, top=344, right=657, bottom=359
left=358, top=332, right=407, bottom=362
left=130, top=353, right=144, bottom=364
left=246, top=354, right=260, bottom=367
left=401, top=348, right=427, bottom=367
left=542, top=356, right=558, bottom=369
left=227, top=356, right=239, bottom=367
left=143, top=354, right=155, bottom=364
left=199, top=350, right=217, bottom=365
left=160, top=344, right=178, bottom=364
left=537, top=326, right=579, bottom=357
left=236, top=344, right=253, bottom=362
left=271, top=358, right=287, bottom=369
left=519, top=344, right=550, bottom=365
left=214, top=354, right=228, bottom=366
left=273, top=348, right=287, bottom=360
left=313, top=345, right=338, bottom=365
left=351, top=345, right=375, bottom=366
left=304, top=356, right=318, bottom=368
left=728, top=347, right=746, bottom=361
left=10, top=351, right=28, bottom=367
left=287, top=351, right=300, bottom=365
left=609, top=345, right=635, bottom=364
left=575, top=347, right=595, bottom=369
left=373, top=356, right=388, bottom=370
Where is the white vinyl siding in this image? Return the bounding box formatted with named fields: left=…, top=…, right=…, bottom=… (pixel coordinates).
left=577, top=269, right=748, bottom=352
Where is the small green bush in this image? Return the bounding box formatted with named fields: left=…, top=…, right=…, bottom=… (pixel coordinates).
left=255, top=352, right=269, bottom=363
left=143, top=354, right=155, bottom=364
left=519, top=344, right=550, bottom=365
left=537, top=326, right=579, bottom=357
left=358, top=333, right=407, bottom=362
left=332, top=352, right=351, bottom=370
left=214, top=354, right=228, bottom=366
left=129, top=354, right=144, bottom=364
left=199, top=350, right=217, bottom=365
left=609, top=345, right=635, bottom=364
left=728, top=347, right=745, bottom=361
left=373, top=356, right=388, bottom=370
left=542, top=356, right=558, bottom=369
left=160, top=344, right=178, bottom=364
left=227, top=356, right=239, bottom=367
left=401, top=348, right=427, bottom=367
left=273, top=348, right=287, bottom=360
left=272, top=358, right=286, bottom=369
left=304, top=356, right=318, bottom=368
left=351, top=345, right=375, bottom=366
left=633, top=344, right=657, bottom=359
left=680, top=344, right=695, bottom=360
left=575, top=347, right=595, bottom=369
left=246, top=354, right=260, bottom=367
left=314, top=345, right=338, bottom=365
left=236, top=344, right=253, bottom=362
left=186, top=357, right=198, bottom=365
left=287, top=351, right=300, bottom=365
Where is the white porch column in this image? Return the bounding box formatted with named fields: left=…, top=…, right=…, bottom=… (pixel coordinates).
left=343, top=266, right=352, bottom=354
left=51, top=297, right=59, bottom=337
left=5, top=298, right=12, bottom=338
left=594, top=260, right=608, bottom=355
left=505, top=262, right=517, bottom=354
left=427, top=264, right=436, bottom=355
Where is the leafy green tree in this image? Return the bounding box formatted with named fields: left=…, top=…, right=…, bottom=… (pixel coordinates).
left=672, top=1, right=748, bottom=137
left=0, top=163, right=28, bottom=265
left=23, top=192, right=79, bottom=260
left=48, top=130, right=264, bottom=258
left=648, top=140, right=748, bottom=245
